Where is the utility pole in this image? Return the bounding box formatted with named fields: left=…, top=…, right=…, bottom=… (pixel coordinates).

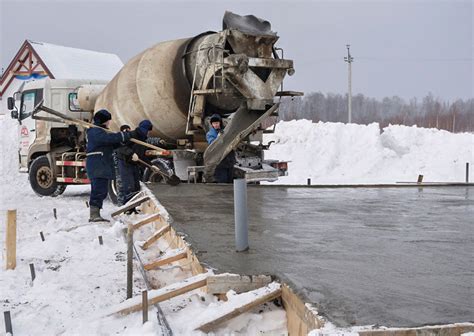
left=344, top=45, right=354, bottom=123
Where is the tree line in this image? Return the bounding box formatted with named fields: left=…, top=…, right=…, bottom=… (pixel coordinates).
left=274, top=92, right=473, bottom=133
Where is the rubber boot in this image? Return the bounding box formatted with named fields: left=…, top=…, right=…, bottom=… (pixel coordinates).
left=89, top=206, right=110, bottom=223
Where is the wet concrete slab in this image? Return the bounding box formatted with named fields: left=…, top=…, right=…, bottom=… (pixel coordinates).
left=147, top=184, right=474, bottom=327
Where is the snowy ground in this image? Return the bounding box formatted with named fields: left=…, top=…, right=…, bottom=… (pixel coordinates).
left=0, top=116, right=288, bottom=335
left=264, top=120, right=473, bottom=185
left=1, top=115, right=473, bottom=335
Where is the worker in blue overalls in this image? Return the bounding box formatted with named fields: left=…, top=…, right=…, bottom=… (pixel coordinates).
left=115, top=120, right=153, bottom=205
left=86, top=109, right=132, bottom=222
left=206, top=114, right=236, bottom=183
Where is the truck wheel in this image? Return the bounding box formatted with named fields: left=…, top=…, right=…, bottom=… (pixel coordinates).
left=29, top=156, right=65, bottom=197
left=142, top=158, right=174, bottom=183
left=108, top=179, right=119, bottom=205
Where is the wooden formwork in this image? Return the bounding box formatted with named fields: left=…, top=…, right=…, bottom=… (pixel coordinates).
left=113, top=190, right=474, bottom=336
left=116, top=191, right=324, bottom=334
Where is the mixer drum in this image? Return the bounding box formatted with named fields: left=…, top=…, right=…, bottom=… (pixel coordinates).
left=94, top=38, right=192, bottom=140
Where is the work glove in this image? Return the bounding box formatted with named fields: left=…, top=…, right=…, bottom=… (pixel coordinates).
left=131, top=153, right=139, bottom=162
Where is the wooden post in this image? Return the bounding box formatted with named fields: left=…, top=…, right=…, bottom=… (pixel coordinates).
left=307, top=178, right=311, bottom=186
left=142, top=290, right=148, bottom=324
left=85, top=201, right=89, bottom=208
left=6, top=210, right=17, bottom=270
left=126, top=224, right=133, bottom=299
left=53, top=208, right=57, bottom=219
left=40, top=232, right=45, bottom=242
left=417, top=175, right=424, bottom=183
left=98, top=236, right=103, bottom=245
left=4, top=311, right=13, bottom=335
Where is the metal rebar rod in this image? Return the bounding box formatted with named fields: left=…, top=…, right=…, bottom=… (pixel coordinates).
left=126, top=224, right=133, bottom=299
left=29, top=263, right=36, bottom=282
left=142, top=290, right=148, bottom=324
left=4, top=311, right=13, bottom=335
left=466, top=162, right=470, bottom=183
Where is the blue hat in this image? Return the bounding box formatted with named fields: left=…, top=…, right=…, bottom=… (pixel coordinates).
left=137, top=119, right=152, bottom=138
left=93, top=109, right=112, bottom=125
left=210, top=114, right=222, bottom=123
left=139, top=120, right=152, bottom=132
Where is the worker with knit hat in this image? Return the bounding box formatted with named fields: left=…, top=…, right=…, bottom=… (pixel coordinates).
left=115, top=119, right=154, bottom=205
left=86, top=109, right=132, bottom=222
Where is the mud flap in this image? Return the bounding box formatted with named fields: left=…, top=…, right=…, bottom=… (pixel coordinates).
left=203, top=103, right=279, bottom=181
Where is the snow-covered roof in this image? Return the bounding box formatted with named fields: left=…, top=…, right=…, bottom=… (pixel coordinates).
left=29, top=40, right=123, bottom=80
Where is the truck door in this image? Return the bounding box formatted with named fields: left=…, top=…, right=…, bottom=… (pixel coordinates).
left=18, top=89, right=43, bottom=169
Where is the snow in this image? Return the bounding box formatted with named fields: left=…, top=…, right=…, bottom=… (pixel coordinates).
left=0, top=115, right=288, bottom=335
left=191, top=282, right=281, bottom=329
left=264, top=119, right=474, bottom=185
left=2, top=113, right=473, bottom=334
left=29, top=40, right=123, bottom=80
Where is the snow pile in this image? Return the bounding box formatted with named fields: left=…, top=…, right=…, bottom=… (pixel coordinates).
left=0, top=115, right=28, bottom=190
left=264, top=120, right=473, bottom=184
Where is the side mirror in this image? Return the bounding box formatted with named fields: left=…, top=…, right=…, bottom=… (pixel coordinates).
left=7, top=97, right=15, bottom=110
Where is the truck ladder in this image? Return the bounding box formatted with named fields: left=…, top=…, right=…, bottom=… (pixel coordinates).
left=186, top=33, right=228, bottom=135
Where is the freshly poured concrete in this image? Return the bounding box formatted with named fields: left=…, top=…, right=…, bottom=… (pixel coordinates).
left=148, top=184, right=474, bottom=327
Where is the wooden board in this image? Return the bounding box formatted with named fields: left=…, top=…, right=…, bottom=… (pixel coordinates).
left=207, top=274, right=272, bottom=294
left=141, top=225, right=171, bottom=250
left=143, top=248, right=188, bottom=271
left=111, top=196, right=150, bottom=217
left=281, top=284, right=324, bottom=335
left=359, top=323, right=474, bottom=336
left=112, top=273, right=209, bottom=315
left=132, top=213, right=162, bottom=231
left=196, top=283, right=282, bottom=332
left=6, top=210, right=17, bottom=270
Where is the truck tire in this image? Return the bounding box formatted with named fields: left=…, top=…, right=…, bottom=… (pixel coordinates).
left=108, top=179, right=119, bottom=205
left=142, top=158, right=174, bottom=183
left=29, top=155, right=66, bottom=197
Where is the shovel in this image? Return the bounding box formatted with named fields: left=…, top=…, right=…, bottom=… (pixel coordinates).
left=135, top=158, right=181, bottom=186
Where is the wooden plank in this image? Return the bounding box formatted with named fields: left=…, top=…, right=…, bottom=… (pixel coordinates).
left=196, top=283, right=282, bottom=333
left=143, top=248, right=188, bottom=271
left=281, top=283, right=324, bottom=335
left=359, top=323, right=474, bottom=336
left=6, top=210, right=17, bottom=270
left=112, top=273, right=209, bottom=315
left=207, top=274, right=272, bottom=294
left=141, top=225, right=171, bottom=250
left=132, top=213, right=162, bottom=231
left=111, top=196, right=150, bottom=217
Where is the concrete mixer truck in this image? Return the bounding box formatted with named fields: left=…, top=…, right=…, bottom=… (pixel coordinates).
left=7, top=11, right=301, bottom=198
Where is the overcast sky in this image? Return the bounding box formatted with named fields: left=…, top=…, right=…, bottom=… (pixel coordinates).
left=1, top=0, right=472, bottom=101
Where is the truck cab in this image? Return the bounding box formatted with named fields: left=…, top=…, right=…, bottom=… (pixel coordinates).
left=8, top=78, right=107, bottom=196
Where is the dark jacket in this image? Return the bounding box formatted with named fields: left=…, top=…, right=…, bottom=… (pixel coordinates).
left=86, top=127, right=130, bottom=179
left=115, top=130, right=148, bottom=164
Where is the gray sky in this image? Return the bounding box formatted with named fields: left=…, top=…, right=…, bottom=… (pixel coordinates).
left=1, top=0, right=472, bottom=101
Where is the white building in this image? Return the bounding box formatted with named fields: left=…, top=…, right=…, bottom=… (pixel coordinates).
left=0, top=40, right=123, bottom=115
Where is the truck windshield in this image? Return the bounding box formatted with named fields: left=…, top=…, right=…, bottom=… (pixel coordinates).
left=20, top=91, right=36, bottom=120
left=19, top=89, right=43, bottom=120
